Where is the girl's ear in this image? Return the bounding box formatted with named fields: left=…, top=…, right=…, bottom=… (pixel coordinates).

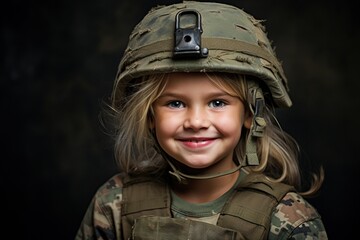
left=149, top=119, right=154, bottom=129
left=244, top=113, right=253, bottom=129
left=148, top=107, right=155, bottom=129
left=148, top=114, right=155, bottom=129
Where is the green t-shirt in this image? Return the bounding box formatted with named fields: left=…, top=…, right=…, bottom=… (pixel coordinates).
left=171, top=173, right=244, bottom=224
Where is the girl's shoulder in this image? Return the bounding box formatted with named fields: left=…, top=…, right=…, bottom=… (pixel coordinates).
left=75, top=174, right=125, bottom=240
left=94, top=173, right=124, bottom=205
left=269, top=192, right=328, bottom=239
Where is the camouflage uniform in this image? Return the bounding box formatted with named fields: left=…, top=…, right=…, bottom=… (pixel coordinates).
left=75, top=173, right=328, bottom=240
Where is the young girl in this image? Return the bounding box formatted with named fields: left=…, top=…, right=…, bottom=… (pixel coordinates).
left=76, top=2, right=327, bottom=239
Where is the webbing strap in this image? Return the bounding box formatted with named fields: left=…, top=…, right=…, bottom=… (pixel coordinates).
left=245, top=135, right=259, bottom=166
left=121, top=38, right=285, bottom=80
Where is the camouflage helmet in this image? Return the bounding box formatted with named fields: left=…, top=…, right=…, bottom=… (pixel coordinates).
left=114, top=1, right=292, bottom=108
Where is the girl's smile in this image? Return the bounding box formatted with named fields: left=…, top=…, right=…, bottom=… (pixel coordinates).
left=152, top=72, right=252, bottom=172
left=177, top=137, right=217, bottom=149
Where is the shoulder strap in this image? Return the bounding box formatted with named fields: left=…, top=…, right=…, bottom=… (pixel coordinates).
left=218, top=173, right=295, bottom=240
left=121, top=178, right=171, bottom=240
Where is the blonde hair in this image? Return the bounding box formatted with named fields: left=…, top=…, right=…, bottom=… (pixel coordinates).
left=109, top=73, right=323, bottom=196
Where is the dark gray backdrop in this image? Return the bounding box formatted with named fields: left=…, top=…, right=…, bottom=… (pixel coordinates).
left=2, top=0, right=358, bottom=239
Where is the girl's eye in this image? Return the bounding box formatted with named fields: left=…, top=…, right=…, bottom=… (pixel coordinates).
left=209, top=100, right=226, bottom=108
left=168, top=101, right=184, bottom=108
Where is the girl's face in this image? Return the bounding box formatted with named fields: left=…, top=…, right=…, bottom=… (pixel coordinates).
left=152, top=73, right=252, bottom=173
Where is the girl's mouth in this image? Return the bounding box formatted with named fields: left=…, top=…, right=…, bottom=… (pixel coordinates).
left=179, top=138, right=215, bottom=148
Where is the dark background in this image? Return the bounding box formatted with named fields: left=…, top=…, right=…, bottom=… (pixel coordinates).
left=2, top=0, right=358, bottom=239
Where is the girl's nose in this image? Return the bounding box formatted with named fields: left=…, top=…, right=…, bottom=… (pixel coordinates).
left=183, top=107, right=211, bottom=131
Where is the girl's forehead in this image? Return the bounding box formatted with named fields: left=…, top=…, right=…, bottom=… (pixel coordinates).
left=164, top=73, right=218, bottom=87
left=164, top=72, right=228, bottom=82
left=161, top=72, right=240, bottom=96
left=164, top=72, right=225, bottom=88
left=165, top=72, right=241, bottom=91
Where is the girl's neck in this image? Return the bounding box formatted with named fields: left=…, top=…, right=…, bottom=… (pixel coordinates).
left=170, top=170, right=240, bottom=203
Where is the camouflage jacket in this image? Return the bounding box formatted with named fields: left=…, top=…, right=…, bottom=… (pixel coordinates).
left=75, top=174, right=328, bottom=240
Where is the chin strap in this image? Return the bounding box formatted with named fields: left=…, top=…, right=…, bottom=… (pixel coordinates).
left=167, top=158, right=244, bottom=183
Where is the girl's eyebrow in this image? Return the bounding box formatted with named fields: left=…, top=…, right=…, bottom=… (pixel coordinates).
left=157, top=92, right=237, bottom=101
left=157, top=92, right=182, bottom=98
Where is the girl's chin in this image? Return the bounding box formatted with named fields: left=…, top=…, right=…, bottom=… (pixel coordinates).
left=175, top=161, right=218, bottom=173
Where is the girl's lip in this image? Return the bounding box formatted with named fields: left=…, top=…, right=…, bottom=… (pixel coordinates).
left=177, top=138, right=216, bottom=148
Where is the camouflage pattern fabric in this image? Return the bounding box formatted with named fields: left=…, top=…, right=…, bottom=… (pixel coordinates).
left=75, top=174, right=328, bottom=240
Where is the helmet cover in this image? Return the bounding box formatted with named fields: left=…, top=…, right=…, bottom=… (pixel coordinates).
left=114, top=1, right=292, bottom=107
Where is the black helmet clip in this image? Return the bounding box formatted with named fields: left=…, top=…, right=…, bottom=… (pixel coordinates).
left=173, top=10, right=208, bottom=59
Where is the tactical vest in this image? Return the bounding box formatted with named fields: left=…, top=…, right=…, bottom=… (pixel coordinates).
left=120, top=174, right=294, bottom=240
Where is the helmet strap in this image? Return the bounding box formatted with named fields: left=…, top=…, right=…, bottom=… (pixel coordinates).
left=167, top=158, right=243, bottom=183
left=246, top=82, right=267, bottom=166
